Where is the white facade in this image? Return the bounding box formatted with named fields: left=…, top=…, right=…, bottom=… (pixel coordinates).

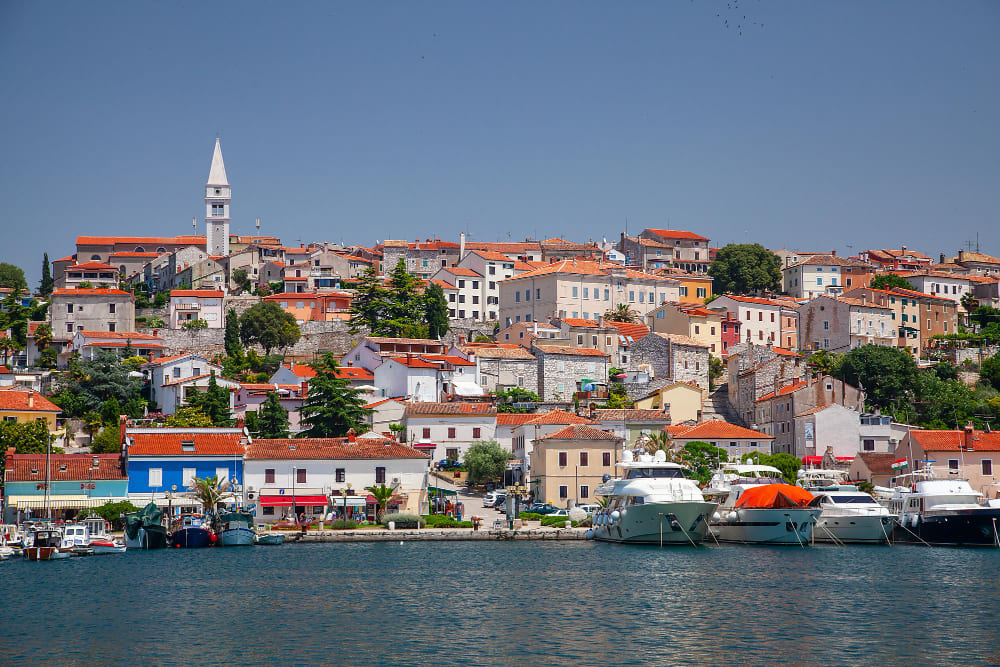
left=708, top=295, right=796, bottom=348
left=168, top=290, right=225, bottom=329
left=405, top=414, right=497, bottom=461
left=783, top=262, right=845, bottom=299
left=374, top=358, right=441, bottom=403
left=205, top=138, right=230, bottom=257
left=143, top=354, right=234, bottom=414
left=903, top=273, right=972, bottom=308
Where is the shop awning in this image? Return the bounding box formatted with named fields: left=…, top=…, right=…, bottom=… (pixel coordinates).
left=7, top=495, right=125, bottom=509
left=259, top=495, right=328, bottom=507
left=412, top=442, right=437, bottom=450
left=329, top=497, right=367, bottom=507
left=427, top=486, right=457, bottom=496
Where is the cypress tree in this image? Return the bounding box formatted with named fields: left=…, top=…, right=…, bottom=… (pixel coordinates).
left=39, top=253, right=54, bottom=297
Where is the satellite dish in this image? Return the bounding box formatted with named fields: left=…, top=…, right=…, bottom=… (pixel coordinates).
left=653, top=450, right=667, bottom=463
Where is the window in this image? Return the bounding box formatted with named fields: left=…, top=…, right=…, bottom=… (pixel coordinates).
left=603, top=451, right=612, bottom=466
left=375, top=467, right=386, bottom=483
left=336, top=468, right=346, bottom=483
left=536, top=288, right=541, bottom=299
left=515, top=292, right=520, bottom=303
left=948, top=459, right=959, bottom=471
left=109, top=303, right=116, bottom=313
left=823, top=321, right=829, bottom=330
left=629, top=291, right=635, bottom=302
left=473, top=427, right=481, bottom=439
left=697, top=287, right=706, bottom=298
left=296, top=469, right=307, bottom=483
left=216, top=467, right=228, bottom=482
left=604, top=289, right=609, bottom=300
left=983, top=460, right=993, bottom=476
left=558, top=452, right=568, bottom=467
left=263, top=506, right=275, bottom=516
left=580, top=452, right=589, bottom=466
left=67, top=303, right=74, bottom=313
left=265, top=468, right=275, bottom=483
left=422, top=427, right=431, bottom=439
left=694, top=325, right=700, bottom=334
left=148, top=468, right=162, bottom=487
left=583, top=288, right=589, bottom=299
left=559, top=485, right=568, bottom=499
left=448, top=427, right=456, bottom=439
left=572, top=286, right=579, bottom=297
left=580, top=485, right=589, bottom=499
left=863, top=440, right=875, bottom=452
left=679, top=286, right=688, bottom=297
left=108, top=322, right=116, bottom=332
left=181, top=440, right=195, bottom=452
left=446, top=448, right=459, bottom=460
left=648, top=292, right=654, bottom=303
left=489, top=265, right=496, bottom=275
left=182, top=468, right=196, bottom=487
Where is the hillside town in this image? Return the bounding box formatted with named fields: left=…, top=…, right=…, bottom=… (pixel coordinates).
left=2, top=138, right=1000, bottom=529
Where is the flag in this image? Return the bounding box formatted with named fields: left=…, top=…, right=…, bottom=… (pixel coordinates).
left=891, top=458, right=908, bottom=470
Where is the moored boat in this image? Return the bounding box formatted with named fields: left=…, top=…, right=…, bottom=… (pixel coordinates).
left=808, top=485, right=895, bottom=544
left=124, top=502, right=168, bottom=549
left=218, top=512, right=255, bottom=546
left=254, top=533, right=285, bottom=545
left=63, top=518, right=126, bottom=554
left=25, top=527, right=73, bottom=561
left=591, top=450, right=718, bottom=546
left=706, top=465, right=820, bottom=545
left=170, top=514, right=216, bottom=548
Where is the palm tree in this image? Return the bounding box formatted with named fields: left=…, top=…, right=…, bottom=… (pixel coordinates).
left=643, top=431, right=673, bottom=455
left=0, top=337, right=21, bottom=366
left=365, top=483, right=400, bottom=521
left=189, top=474, right=232, bottom=513
left=604, top=304, right=638, bottom=323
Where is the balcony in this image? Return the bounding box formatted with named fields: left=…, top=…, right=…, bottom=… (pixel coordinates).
left=176, top=303, right=201, bottom=310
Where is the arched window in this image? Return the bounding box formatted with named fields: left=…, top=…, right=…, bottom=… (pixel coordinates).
left=134, top=246, right=145, bottom=252
left=90, top=254, right=101, bottom=261
left=119, top=265, right=126, bottom=274
left=156, top=247, right=166, bottom=253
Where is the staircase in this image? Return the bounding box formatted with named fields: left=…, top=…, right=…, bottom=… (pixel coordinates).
left=701, top=382, right=743, bottom=425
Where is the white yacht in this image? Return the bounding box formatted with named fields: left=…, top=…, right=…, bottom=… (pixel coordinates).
left=881, top=467, right=1000, bottom=546
left=808, top=486, right=895, bottom=544
left=797, top=468, right=849, bottom=489
left=705, top=464, right=821, bottom=545
left=590, top=451, right=718, bottom=546
left=62, top=519, right=126, bottom=554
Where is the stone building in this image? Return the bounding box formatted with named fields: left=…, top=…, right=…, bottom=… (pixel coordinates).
left=753, top=375, right=864, bottom=455
left=456, top=344, right=538, bottom=395
left=797, top=294, right=895, bottom=353
left=533, top=344, right=610, bottom=402
left=628, top=332, right=710, bottom=391
left=726, top=343, right=805, bottom=426
left=50, top=287, right=135, bottom=337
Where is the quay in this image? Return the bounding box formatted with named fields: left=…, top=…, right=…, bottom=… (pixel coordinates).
left=278, top=527, right=589, bottom=542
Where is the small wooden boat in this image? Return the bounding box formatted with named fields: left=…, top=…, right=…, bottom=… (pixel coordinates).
left=25, top=528, right=73, bottom=561
left=254, top=533, right=284, bottom=545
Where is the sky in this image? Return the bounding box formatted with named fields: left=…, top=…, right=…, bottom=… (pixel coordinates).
left=1, top=2, right=998, bottom=286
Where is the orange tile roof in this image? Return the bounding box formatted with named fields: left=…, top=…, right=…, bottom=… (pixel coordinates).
left=238, top=383, right=303, bottom=392
left=52, top=288, right=131, bottom=296
left=142, top=353, right=209, bottom=367
left=431, top=279, right=455, bottom=290
left=404, top=402, right=497, bottom=416
left=496, top=413, right=541, bottom=426
left=170, top=289, right=224, bottom=298
left=386, top=356, right=439, bottom=369
left=667, top=421, right=772, bottom=439
left=334, top=366, right=374, bottom=380
left=536, top=424, right=621, bottom=441
left=469, top=250, right=515, bottom=261
left=4, top=453, right=124, bottom=482
left=77, top=235, right=206, bottom=246
left=0, top=389, right=60, bottom=412
left=526, top=409, right=598, bottom=425
left=591, top=409, right=669, bottom=422
left=755, top=380, right=808, bottom=402
left=284, top=363, right=317, bottom=378
left=605, top=321, right=650, bottom=340
left=534, top=345, right=609, bottom=357
left=459, top=345, right=535, bottom=360
left=717, top=294, right=788, bottom=307
left=246, top=437, right=428, bottom=460
left=910, top=429, right=1000, bottom=452
left=67, top=261, right=117, bottom=270
left=644, top=228, right=709, bottom=241
left=561, top=318, right=598, bottom=328
left=108, top=252, right=162, bottom=258
left=441, top=267, right=483, bottom=277
left=126, top=431, right=245, bottom=456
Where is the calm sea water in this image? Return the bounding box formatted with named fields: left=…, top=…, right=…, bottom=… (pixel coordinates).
left=1, top=542, right=998, bottom=665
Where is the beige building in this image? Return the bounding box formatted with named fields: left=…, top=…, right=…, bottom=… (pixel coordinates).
left=634, top=381, right=704, bottom=424
left=531, top=424, right=623, bottom=508
left=648, top=302, right=723, bottom=356
left=498, top=259, right=679, bottom=328
left=50, top=287, right=136, bottom=337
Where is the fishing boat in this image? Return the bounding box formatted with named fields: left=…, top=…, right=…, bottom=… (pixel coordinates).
left=590, top=450, right=718, bottom=546
left=124, top=502, right=168, bottom=549
left=217, top=512, right=255, bottom=546
left=254, top=533, right=285, bottom=545
left=25, top=527, right=73, bottom=561
left=1, top=524, right=24, bottom=559
left=807, top=485, right=895, bottom=544
left=705, top=464, right=820, bottom=545
left=63, top=519, right=126, bottom=554
left=170, top=514, right=216, bottom=548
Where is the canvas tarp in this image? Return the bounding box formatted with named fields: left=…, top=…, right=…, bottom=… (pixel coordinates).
left=124, top=502, right=164, bottom=539
left=734, top=484, right=814, bottom=509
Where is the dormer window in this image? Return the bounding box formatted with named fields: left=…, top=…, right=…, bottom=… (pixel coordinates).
left=181, top=440, right=195, bottom=452
left=30, top=468, right=38, bottom=475
left=59, top=465, right=67, bottom=472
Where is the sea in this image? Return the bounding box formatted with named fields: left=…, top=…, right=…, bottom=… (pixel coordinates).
left=1, top=541, right=997, bottom=666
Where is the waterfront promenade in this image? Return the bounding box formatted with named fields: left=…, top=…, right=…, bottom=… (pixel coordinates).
left=280, top=525, right=589, bottom=542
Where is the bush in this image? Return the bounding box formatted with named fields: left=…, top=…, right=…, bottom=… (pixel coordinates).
left=329, top=519, right=358, bottom=530
left=380, top=512, right=422, bottom=529
left=422, top=515, right=474, bottom=528
left=540, top=516, right=578, bottom=528
left=518, top=512, right=544, bottom=521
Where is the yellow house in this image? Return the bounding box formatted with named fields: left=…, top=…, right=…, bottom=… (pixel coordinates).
left=531, top=424, right=623, bottom=508
left=655, top=270, right=713, bottom=305
left=647, top=302, right=723, bottom=356
left=0, top=389, right=61, bottom=433
left=634, top=381, right=704, bottom=424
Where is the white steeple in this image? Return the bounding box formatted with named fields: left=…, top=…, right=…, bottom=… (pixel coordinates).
left=204, top=138, right=230, bottom=256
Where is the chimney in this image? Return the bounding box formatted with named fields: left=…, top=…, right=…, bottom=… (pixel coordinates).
left=901, top=245, right=907, bottom=254
left=27, top=390, right=33, bottom=408
left=940, top=253, right=946, bottom=264
left=300, top=380, right=308, bottom=398
left=963, top=422, right=975, bottom=450
left=831, top=250, right=836, bottom=257
left=347, top=428, right=357, bottom=443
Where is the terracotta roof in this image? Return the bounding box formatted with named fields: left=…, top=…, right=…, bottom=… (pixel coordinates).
left=643, top=229, right=709, bottom=241
left=442, top=267, right=482, bottom=277
left=952, top=251, right=1000, bottom=265
left=561, top=318, right=598, bottom=328
left=4, top=453, right=124, bottom=482
left=76, top=235, right=206, bottom=246
left=910, top=428, right=1000, bottom=452
left=536, top=424, right=621, bottom=441
left=404, top=402, right=497, bottom=416
left=238, top=383, right=303, bottom=392
left=667, top=421, right=772, bottom=440
left=888, top=287, right=954, bottom=303
left=367, top=337, right=445, bottom=345
left=460, top=345, right=535, bottom=360
left=82, top=341, right=166, bottom=349
left=507, top=259, right=677, bottom=282
left=161, top=373, right=239, bottom=388
left=854, top=452, right=898, bottom=475
left=496, top=413, right=541, bottom=426
left=835, top=296, right=891, bottom=310
left=772, top=347, right=801, bottom=357
left=716, top=294, right=788, bottom=307
left=142, top=353, right=209, bottom=367
left=592, top=409, right=670, bottom=422
left=786, top=254, right=863, bottom=268
left=386, top=356, right=439, bottom=369
left=109, top=252, right=162, bottom=258
left=52, top=288, right=131, bottom=296
left=526, top=409, right=598, bottom=425
left=605, top=321, right=650, bottom=341
left=364, top=397, right=405, bottom=409
left=755, top=380, right=808, bottom=402
left=795, top=404, right=845, bottom=417
left=0, top=389, right=61, bottom=413
left=431, top=279, right=455, bottom=290
left=533, top=345, right=609, bottom=357
left=464, top=241, right=542, bottom=253
left=127, top=431, right=245, bottom=456
left=468, top=250, right=514, bottom=261
left=0, top=366, right=10, bottom=374
left=283, top=363, right=317, bottom=379
left=170, top=289, right=224, bottom=298
left=664, top=303, right=717, bottom=317
left=246, top=437, right=427, bottom=460
left=67, top=261, right=117, bottom=270
left=334, top=366, right=375, bottom=380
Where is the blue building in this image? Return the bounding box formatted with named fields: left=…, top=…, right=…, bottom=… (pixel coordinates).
left=3, top=450, right=129, bottom=523
left=124, top=427, right=246, bottom=511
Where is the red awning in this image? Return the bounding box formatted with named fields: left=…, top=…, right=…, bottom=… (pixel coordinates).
left=802, top=456, right=855, bottom=465
left=412, top=442, right=437, bottom=449
left=259, top=495, right=328, bottom=507
left=366, top=495, right=377, bottom=503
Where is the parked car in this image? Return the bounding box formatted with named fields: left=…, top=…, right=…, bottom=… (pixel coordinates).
left=576, top=504, right=601, bottom=515
left=491, top=495, right=507, bottom=509
left=547, top=509, right=570, bottom=517
left=437, top=458, right=463, bottom=471
left=525, top=503, right=560, bottom=515
left=483, top=492, right=505, bottom=508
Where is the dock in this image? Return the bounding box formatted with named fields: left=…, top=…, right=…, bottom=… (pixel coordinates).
left=276, top=527, right=589, bottom=542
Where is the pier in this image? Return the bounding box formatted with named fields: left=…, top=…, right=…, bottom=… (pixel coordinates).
left=277, top=527, right=589, bottom=542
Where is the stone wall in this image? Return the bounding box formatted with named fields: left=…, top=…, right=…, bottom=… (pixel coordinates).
left=951, top=345, right=999, bottom=366
left=629, top=334, right=672, bottom=380
left=535, top=348, right=609, bottom=402
left=671, top=343, right=710, bottom=391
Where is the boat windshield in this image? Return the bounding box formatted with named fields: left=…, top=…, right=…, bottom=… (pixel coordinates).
left=828, top=495, right=878, bottom=504
left=625, top=467, right=685, bottom=479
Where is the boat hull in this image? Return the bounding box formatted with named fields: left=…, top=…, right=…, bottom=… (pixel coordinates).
left=90, top=541, right=127, bottom=554
left=255, top=533, right=285, bottom=545
left=170, top=527, right=215, bottom=548
left=25, top=547, right=72, bottom=561
left=894, top=508, right=1000, bottom=546
left=710, top=507, right=821, bottom=545
left=814, top=513, right=895, bottom=544
left=125, top=526, right=168, bottom=550
left=592, top=501, right=718, bottom=545
left=219, top=527, right=255, bottom=546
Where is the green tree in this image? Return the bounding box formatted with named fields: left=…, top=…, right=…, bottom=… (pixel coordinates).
left=0, top=419, right=55, bottom=471
left=869, top=273, right=912, bottom=291
left=0, top=337, right=22, bottom=366
left=153, top=291, right=168, bottom=308
left=186, top=372, right=232, bottom=425
left=674, top=441, right=728, bottom=486
left=364, top=483, right=400, bottom=521
left=740, top=452, right=802, bottom=484
left=708, top=354, right=725, bottom=389
left=33, top=322, right=53, bottom=351
left=51, top=351, right=142, bottom=417
left=913, top=371, right=980, bottom=429
left=256, top=392, right=290, bottom=438
left=39, top=253, right=53, bottom=297
left=971, top=306, right=1000, bottom=332
left=463, top=440, right=511, bottom=484
left=604, top=304, right=638, bottom=323
left=493, top=387, right=541, bottom=412
left=960, top=291, right=978, bottom=313
left=299, top=353, right=372, bottom=437
left=348, top=267, right=389, bottom=334
left=232, top=268, right=251, bottom=293
left=933, top=361, right=959, bottom=382
left=424, top=281, right=450, bottom=339
left=100, top=397, right=122, bottom=427
left=0, top=263, right=27, bottom=291
left=807, top=349, right=843, bottom=376
left=145, top=315, right=165, bottom=328
left=708, top=244, right=781, bottom=295
left=837, top=344, right=918, bottom=411
left=980, top=353, right=1000, bottom=392
left=239, top=301, right=300, bottom=355
left=182, top=318, right=209, bottom=330
left=37, top=347, right=57, bottom=369
left=224, top=308, right=243, bottom=357
left=165, top=406, right=214, bottom=427
left=90, top=425, right=122, bottom=453
left=188, top=474, right=231, bottom=508
left=90, top=500, right=139, bottom=529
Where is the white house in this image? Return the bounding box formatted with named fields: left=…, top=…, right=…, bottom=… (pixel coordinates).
left=708, top=295, right=799, bottom=349
left=404, top=402, right=498, bottom=461
left=372, top=354, right=480, bottom=403
left=142, top=353, right=237, bottom=415
left=243, top=431, right=430, bottom=524
left=782, top=254, right=854, bottom=299
left=168, top=289, right=225, bottom=329
left=70, top=330, right=166, bottom=363
left=899, top=270, right=973, bottom=310
left=431, top=266, right=485, bottom=320
left=341, top=337, right=448, bottom=372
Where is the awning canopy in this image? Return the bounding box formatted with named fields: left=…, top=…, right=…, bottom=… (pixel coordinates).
left=802, top=455, right=854, bottom=465
left=259, top=494, right=328, bottom=507
left=7, top=495, right=127, bottom=509
left=452, top=380, right=485, bottom=397
left=427, top=486, right=457, bottom=496
left=412, top=442, right=437, bottom=450
left=329, top=497, right=367, bottom=507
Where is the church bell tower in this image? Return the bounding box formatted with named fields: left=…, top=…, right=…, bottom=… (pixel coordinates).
left=205, top=138, right=230, bottom=256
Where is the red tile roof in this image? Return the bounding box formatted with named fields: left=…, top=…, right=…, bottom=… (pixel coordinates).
left=605, top=321, right=650, bottom=341
left=496, top=413, right=541, bottom=426
left=126, top=431, right=245, bottom=456
left=667, top=421, right=772, bottom=440
left=717, top=295, right=788, bottom=307
left=109, top=251, right=162, bottom=258
left=0, top=366, right=10, bottom=374
left=246, top=437, right=427, bottom=460
left=170, top=289, right=224, bottom=298
left=644, top=229, right=709, bottom=241
left=459, top=345, right=535, bottom=360
left=910, top=428, right=1000, bottom=452
left=283, top=363, right=317, bottom=378
left=334, top=366, right=375, bottom=380
left=534, top=345, right=609, bottom=357
left=469, top=250, right=515, bottom=261
left=76, top=235, right=206, bottom=246
left=536, top=424, right=621, bottom=441
left=386, top=356, right=439, bottom=369
left=67, top=261, right=117, bottom=270
left=0, top=389, right=61, bottom=413
left=404, top=402, right=497, bottom=416
left=755, top=380, right=808, bottom=402
left=238, top=383, right=303, bottom=392
left=4, top=453, right=125, bottom=482
left=591, top=409, right=670, bottom=422
left=442, top=267, right=482, bottom=277
left=526, top=410, right=598, bottom=425
left=561, top=318, right=598, bottom=328
left=52, top=288, right=131, bottom=296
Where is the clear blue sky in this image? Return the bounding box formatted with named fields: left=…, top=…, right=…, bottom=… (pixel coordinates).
left=1, top=2, right=997, bottom=286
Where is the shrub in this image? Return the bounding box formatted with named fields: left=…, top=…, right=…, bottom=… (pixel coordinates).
left=380, top=512, right=422, bottom=529
left=329, top=519, right=357, bottom=530
left=422, top=515, right=473, bottom=528
left=518, top=512, right=544, bottom=521
left=540, top=516, right=577, bottom=528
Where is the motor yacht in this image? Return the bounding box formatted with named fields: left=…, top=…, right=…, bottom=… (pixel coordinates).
left=808, top=485, right=895, bottom=544
left=705, top=464, right=820, bottom=545
left=590, top=451, right=718, bottom=546
left=62, top=519, right=126, bottom=554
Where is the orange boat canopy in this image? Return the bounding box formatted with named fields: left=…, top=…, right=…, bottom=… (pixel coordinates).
left=734, top=484, right=814, bottom=509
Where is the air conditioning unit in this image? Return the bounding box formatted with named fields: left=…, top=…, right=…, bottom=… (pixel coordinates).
left=392, top=477, right=401, bottom=485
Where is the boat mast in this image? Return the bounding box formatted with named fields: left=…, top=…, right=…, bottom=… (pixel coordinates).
left=45, top=430, right=51, bottom=520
